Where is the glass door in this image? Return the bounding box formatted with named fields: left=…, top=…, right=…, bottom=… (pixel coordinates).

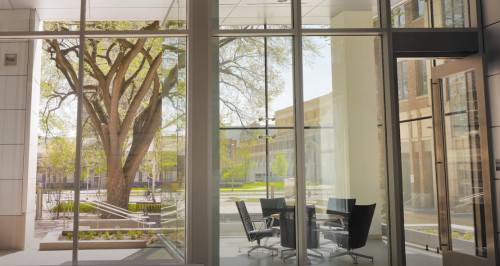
left=431, top=55, right=496, bottom=266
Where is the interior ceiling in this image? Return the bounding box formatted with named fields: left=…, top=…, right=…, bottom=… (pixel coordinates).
left=0, top=0, right=378, bottom=25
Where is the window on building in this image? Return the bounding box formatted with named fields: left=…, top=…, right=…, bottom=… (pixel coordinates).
left=398, top=61, right=409, bottom=100
left=416, top=60, right=428, bottom=96
left=392, top=5, right=406, bottom=28
left=442, top=0, right=466, bottom=27
left=413, top=0, right=425, bottom=19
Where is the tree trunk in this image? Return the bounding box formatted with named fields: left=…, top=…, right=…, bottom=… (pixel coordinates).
left=104, top=162, right=139, bottom=218
left=105, top=165, right=131, bottom=211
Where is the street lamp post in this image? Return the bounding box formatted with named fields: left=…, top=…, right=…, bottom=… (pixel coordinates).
left=231, top=151, right=234, bottom=192
left=228, top=143, right=235, bottom=192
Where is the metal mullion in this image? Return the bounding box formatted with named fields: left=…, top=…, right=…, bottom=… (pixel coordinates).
left=292, top=0, right=307, bottom=265
left=72, top=0, right=86, bottom=263
left=264, top=34, right=270, bottom=199
left=212, top=29, right=294, bottom=37
left=391, top=27, right=478, bottom=33
left=0, top=30, right=188, bottom=40
left=380, top=0, right=406, bottom=264
left=220, top=126, right=294, bottom=130
left=302, top=28, right=386, bottom=36
left=83, top=30, right=188, bottom=38
left=399, top=116, right=434, bottom=124
left=0, top=31, right=80, bottom=39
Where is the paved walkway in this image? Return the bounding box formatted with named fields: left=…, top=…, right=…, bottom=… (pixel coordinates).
left=0, top=220, right=182, bottom=266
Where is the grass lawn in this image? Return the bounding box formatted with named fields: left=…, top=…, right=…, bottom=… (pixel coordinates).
left=220, top=182, right=284, bottom=192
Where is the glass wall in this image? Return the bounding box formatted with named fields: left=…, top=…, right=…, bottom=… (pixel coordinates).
left=302, top=36, right=389, bottom=265
left=78, top=36, right=185, bottom=263
left=397, top=59, right=442, bottom=265
left=216, top=36, right=296, bottom=264
left=37, top=38, right=78, bottom=264
left=3, top=1, right=188, bottom=264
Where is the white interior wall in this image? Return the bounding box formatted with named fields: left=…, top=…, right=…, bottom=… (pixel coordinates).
left=330, top=11, right=383, bottom=236
left=0, top=9, right=40, bottom=250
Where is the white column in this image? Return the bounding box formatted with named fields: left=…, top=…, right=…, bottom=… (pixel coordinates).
left=0, top=9, right=41, bottom=250
left=330, top=34, right=383, bottom=236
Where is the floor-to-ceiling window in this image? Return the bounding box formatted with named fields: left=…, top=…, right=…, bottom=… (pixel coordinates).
left=0, top=1, right=492, bottom=266
left=213, top=0, right=390, bottom=265
left=0, top=1, right=187, bottom=265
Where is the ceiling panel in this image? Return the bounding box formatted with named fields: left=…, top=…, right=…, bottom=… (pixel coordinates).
left=88, top=0, right=173, bottom=8
left=0, top=0, right=13, bottom=9
left=88, top=8, right=169, bottom=21
left=11, top=0, right=80, bottom=9
left=36, top=8, right=80, bottom=21
left=165, top=7, right=187, bottom=20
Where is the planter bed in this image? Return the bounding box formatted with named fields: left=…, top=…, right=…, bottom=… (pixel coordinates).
left=39, top=228, right=166, bottom=251
left=40, top=231, right=148, bottom=250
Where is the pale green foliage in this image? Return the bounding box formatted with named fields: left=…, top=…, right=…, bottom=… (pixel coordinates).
left=272, top=151, right=289, bottom=178
left=39, top=137, right=75, bottom=178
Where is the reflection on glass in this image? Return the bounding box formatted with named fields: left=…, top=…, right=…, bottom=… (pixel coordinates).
left=218, top=37, right=293, bottom=127
left=217, top=0, right=291, bottom=29
left=302, top=0, right=379, bottom=28
left=433, top=0, right=468, bottom=28
left=397, top=59, right=442, bottom=265
left=303, top=36, right=388, bottom=264
left=398, top=59, right=432, bottom=120
left=217, top=35, right=295, bottom=264
left=400, top=119, right=440, bottom=254
left=390, top=0, right=469, bottom=28
left=391, top=0, right=430, bottom=28
left=219, top=129, right=295, bottom=264
left=442, top=70, right=486, bottom=257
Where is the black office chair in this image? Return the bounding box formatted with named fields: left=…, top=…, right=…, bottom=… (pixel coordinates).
left=324, top=204, right=376, bottom=264
left=279, top=205, right=322, bottom=261
left=235, top=200, right=278, bottom=256
left=325, top=198, right=356, bottom=229
left=260, top=198, right=286, bottom=229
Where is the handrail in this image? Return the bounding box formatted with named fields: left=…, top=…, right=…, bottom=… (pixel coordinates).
left=81, top=200, right=146, bottom=222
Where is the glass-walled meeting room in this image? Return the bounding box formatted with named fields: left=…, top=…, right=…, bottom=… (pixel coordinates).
left=0, top=0, right=496, bottom=266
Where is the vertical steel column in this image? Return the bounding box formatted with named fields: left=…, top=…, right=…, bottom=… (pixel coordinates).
left=72, top=0, right=87, bottom=264
left=292, top=0, right=307, bottom=265
left=379, top=0, right=406, bottom=264
left=186, top=0, right=213, bottom=265
left=264, top=34, right=270, bottom=199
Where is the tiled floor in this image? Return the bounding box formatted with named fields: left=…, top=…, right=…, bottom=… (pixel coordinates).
left=220, top=237, right=443, bottom=266
left=0, top=220, right=443, bottom=266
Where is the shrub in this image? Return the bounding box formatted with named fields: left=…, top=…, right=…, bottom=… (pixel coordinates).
left=88, top=231, right=96, bottom=240
left=66, top=233, right=73, bottom=240
left=115, top=231, right=123, bottom=240
left=148, top=229, right=154, bottom=237
left=219, top=182, right=244, bottom=188
left=104, top=231, right=110, bottom=240
left=51, top=202, right=96, bottom=213
left=128, top=230, right=137, bottom=240
left=452, top=232, right=459, bottom=238
left=128, top=204, right=137, bottom=212
left=137, top=231, right=143, bottom=238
